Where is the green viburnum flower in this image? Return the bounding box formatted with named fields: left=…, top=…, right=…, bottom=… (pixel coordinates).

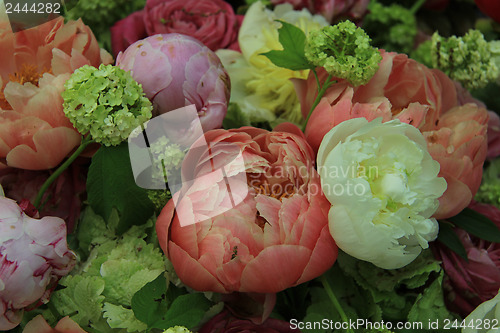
left=62, top=64, right=152, bottom=146
left=305, top=21, right=382, bottom=86
left=431, top=30, right=500, bottom=90
left=164, top=326, right=192, bottom=333
left=362, top=1, right=417, bottom=54
left=148, top=189, right=172, bottom=212
left=411, top=40, right=433, bottom=68
left=475, top=158, right=500, bottom=208
left=150, top=137, right=186, bottom=184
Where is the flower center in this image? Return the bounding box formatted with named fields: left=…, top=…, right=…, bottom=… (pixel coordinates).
left=0, top=64, right=47, bottom=110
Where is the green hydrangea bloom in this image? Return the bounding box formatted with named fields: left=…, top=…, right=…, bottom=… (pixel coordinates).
left=62, top=64, right=152, bottom=146
left=147, top=189, right=172, bottom=212
left=410, top=40, right=433, bottom=68
left=305, top=21, right=382, bottom=86
left=363, top=1, right=417, bottom=54
left=164, top=326, right=192, bottom=333
left=64, top=0, right=146, bottom=45
left=475, top=159, right=500, bottom=208
left=149, top=137, right=186, bottom=184
left=431, top=30, right=500, bottom=90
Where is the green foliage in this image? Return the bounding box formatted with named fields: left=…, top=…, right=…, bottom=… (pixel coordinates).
left=132, top=274, right=212, bottom=330
left=305, top=21, right=382, bottom=86
left=475, top=158, right=500, bottom=207
left=46, top=208, right=165, bottom=332
left=64, top=0, right=146, bottom=51
left=62, top=64, right=152, bottom=146
left=261, top=20, right=314, bottom=71
left=448, top=208, right=500, bottom=243
left=437, top=222, right=468, bottom=261
left=222, top=103, right=251, bottom=129
left=87, top=143, right=155, bottom=235
left=431, top=30, right=499, bottom=90
left=363, top=1, right=417, bottom=54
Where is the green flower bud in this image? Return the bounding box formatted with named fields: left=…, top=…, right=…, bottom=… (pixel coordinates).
left=305, top=21, right=382, bottom=86
left=62, top=64, right=152, bottom=146
left=431, top=30, right=500, bottom=90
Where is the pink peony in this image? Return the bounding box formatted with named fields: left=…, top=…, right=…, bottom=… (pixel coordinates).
left=110, top=0, right=242, bottom=56
left=433, top=201, right=500, bottom=317
left=199, top=310, right=299, bottom=333
left=0, top=17, right=112, bottom=170
left=0, top=193, right=75, bottom=330
left=294, top=51, right=489, bottom=219
left=269, top=0, right=369, bottom=22
left=116, top=34, right=230, bottom=143
left=23, top=315, right=87, bottom=333
left=156, top=127, right=337, bottom=294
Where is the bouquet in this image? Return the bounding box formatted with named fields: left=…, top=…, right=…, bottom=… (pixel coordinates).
left=1, top=0, right=500, bottom=332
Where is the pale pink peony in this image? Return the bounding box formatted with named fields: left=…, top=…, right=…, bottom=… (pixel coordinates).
left=116, top=34, right=230, bottom=142
left=0, top=194, right=75, bottom=330
left=23, top=315, right=87, bottom=333
left=156, top=127, right=337, bottom=294
left=0, top=17, right=112, bottom=170
left=433, top=201, right=500, bottom=317
left=294, top=51, right=489, bottom=219
left=269, top=0, right=369, bottom=22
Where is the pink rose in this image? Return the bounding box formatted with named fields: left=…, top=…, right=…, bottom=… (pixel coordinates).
left=156, top=127, right=337, bottom=294
left=270, top=0, right=369, bottom=22
left=294, top=51, right=489, bottom=219
left=0, top=17, right=112, bottom=170
left=433, top=201, right=500, bottom=317
left=23, top=315, right=87, bottom=333
left=199, top=310, right=299, bottom=333
left=0, top=194, right=75, bottom=330
left=111, top=0, right=242, bottom=56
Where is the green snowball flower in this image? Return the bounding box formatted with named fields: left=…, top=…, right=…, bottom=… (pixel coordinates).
left=363, top=0, right=417, bottom=54
left=475, top=158, right=500, bottom=208
left=431, top=30, right=500, bottom=90
left=163, top=326, right=192, bottom=333
left=149, top=136, right=186, bottom=184
left=305, top=21, right=382, bottom=86
left=62, top=64, right=152, bottom=146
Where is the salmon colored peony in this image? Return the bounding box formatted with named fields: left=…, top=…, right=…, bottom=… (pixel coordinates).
left=23, top=315, right=87, bottom=333
left=156, top=127, right=337, bottom=294
left=0, top=17, right=112, bottom=170
left=294, top=51, right=489, bottom=219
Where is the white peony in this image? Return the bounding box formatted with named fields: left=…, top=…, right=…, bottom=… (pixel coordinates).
left=463, top=290, right=500, bottom=333
left=317, top=118, right=447, bottom=269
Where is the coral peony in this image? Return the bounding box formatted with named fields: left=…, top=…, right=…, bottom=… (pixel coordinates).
left=116, top=34, right=230, bottom=143
left=318, top=118, right=446, bottom=269
left=295, top=51, right=488, bottom=219
left=110, top=0, right=242, bottom=56
left=433, top=201, right=500, bottom=317
left=23, top=315, right=87, bottom=333
left=199, top=310, right=299, bottom=333
left=0, top=17, right=112, bottom=170
left=269, top=0, right=369, bottom=23
left=156, top=127, right=337, bottom=294
left=0, top=190, right=75, bottom=330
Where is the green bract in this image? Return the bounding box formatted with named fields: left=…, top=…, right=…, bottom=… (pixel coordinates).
left=305, top=21, right=382, bottom=86
left=431, top=30, right=500, bottom=90
left=363, top=1, right=417, bottom=54
left=62, top=64, right=152, bottom=146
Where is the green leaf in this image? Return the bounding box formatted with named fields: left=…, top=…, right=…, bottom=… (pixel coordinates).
left=87, top=143, right=155, bottom=234
left=437, top=222, right=468, bottom=261
left=132, top=274, right=211, bottom=330
left=261, top=20, right=313, bottom=71
left=448, top=207, right=500, bottom=243
left=102, top=303, right=148, bottom=332
left=223, top=103, right=251, bottom=129
left=152, top=293, right=212, bottom=330
left=131, top=274, right=169, bottom=327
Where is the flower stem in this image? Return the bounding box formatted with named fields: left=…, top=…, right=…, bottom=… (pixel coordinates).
left=302, top=74, right=334, bottom=132
left=34, top=136, right=94, bottom=210
left=320, top=274, right=353, bottom=333
left=410, top=0, right=426, bottom=14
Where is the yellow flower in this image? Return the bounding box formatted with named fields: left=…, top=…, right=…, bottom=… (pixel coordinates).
left=216, top=1, right=327, bottom=125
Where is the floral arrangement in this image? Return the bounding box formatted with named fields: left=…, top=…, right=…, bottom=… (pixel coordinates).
left=1, top=0, right=500, bottom=332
